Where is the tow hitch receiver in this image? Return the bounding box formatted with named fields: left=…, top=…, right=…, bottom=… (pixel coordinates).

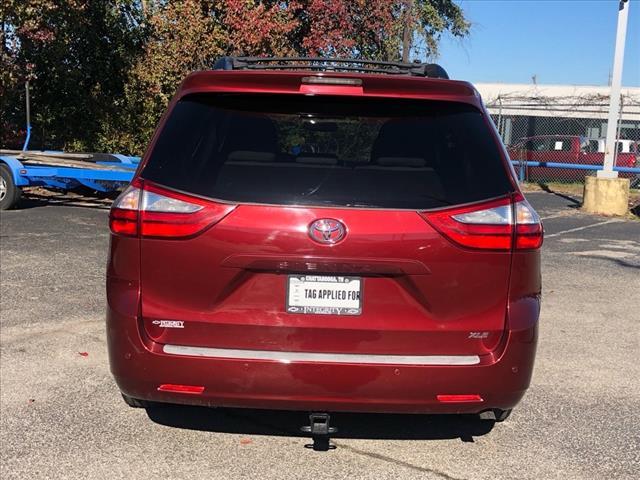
left=301, top=413, right=337, bottom=451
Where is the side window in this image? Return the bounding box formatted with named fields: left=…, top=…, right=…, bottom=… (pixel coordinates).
left=585, top=140, right=599, bottom=153
left=553, top=139, right=572, bottom=152
left=616, top=142, right=628, bottom=154
left=527, top=138, right=549, bottom=151
left=579, top=138, right=591, bottom=153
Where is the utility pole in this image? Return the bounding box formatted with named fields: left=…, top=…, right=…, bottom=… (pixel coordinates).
left=599, top=0, right=630, bottom=179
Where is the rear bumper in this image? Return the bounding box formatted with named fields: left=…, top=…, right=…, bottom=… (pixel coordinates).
left=107, top=310, right=538, bottom=415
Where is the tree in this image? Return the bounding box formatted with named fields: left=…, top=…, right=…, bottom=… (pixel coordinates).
left=98, top=0, right=225, bottom=154
left=1, top=3, right=25, bottom=148
left=1, top=0, right=144, bottom=151
left=298, top=0, right=468, bottom=61
left=413, top=0, right=469, bottom=58
left=103, top=0, right=302, bottom=154
left=299, top=0, right=400, bottom=60
left=220, top=0, right=300, bottom=56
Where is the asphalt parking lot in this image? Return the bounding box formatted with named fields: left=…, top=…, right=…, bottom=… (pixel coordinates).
left=1, top=190, right=639, bottom=480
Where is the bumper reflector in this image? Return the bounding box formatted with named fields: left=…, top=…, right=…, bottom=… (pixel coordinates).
left=157, top=384, right=205, bottom=394
left=436, top=394, right=483, bottom=403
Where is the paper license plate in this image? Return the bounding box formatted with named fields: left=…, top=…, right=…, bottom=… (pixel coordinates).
left=286, top=275, right=362, bottom=315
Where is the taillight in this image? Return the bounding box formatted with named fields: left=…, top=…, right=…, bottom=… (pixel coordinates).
left=109, top=179, right=236, bottom=238
left=514, top=196, right=544, bottom=249
left=421, top=194, right=543, bottom=251
left=109, top=182, right=141, bottom=236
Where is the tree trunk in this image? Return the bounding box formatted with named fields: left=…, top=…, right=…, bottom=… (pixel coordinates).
left=402, top=0, right=414, bottom=63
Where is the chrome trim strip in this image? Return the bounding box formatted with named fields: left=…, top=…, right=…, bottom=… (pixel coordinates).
left=163, top=344, right=480, bottom=366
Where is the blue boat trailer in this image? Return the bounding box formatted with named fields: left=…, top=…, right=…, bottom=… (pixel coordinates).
left=0, top=150, right=139, bottom=210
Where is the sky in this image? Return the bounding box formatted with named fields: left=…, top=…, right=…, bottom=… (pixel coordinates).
left=438, top=0, right=640, bottom=86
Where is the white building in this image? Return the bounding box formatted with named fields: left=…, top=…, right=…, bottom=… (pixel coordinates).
left=474, top=82, right=640, bottom=145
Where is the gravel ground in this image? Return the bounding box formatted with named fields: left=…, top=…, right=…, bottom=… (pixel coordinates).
left=1, top=190, right=639, bottom=480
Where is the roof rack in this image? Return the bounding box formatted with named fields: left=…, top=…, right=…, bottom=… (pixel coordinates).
left=212, top=57, right=449, bottom=79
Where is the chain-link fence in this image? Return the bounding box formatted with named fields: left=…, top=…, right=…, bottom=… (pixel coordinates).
left=483, top=89, right=640, bottom=188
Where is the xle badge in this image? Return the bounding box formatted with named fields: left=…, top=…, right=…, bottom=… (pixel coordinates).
left=468, top=331, right=489, bottom=339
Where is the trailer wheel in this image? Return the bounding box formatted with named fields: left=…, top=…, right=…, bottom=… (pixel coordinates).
left=0, top=165, right=21, bottom=210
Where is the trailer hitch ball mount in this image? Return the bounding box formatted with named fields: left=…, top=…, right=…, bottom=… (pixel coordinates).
left=301, top=413, right=337, bottom=451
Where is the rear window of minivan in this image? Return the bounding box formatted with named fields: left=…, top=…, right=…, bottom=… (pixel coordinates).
left=141, top=94, right=513, bottom=209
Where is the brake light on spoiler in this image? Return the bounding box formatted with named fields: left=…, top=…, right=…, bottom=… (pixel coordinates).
left=421, top=194, right=543, bottom=251
left=109, top=179, right=236, bottom=238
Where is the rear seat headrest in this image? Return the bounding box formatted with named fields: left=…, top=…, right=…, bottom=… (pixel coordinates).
left=371, top=120, right=430, bottom=162
left=375, top=157, right=426, bottom=168
left=295, top=156, right=338, bottom=165
left=223, top=115, right=278, bottom=154
left=227, top=151, right=276, bottom=162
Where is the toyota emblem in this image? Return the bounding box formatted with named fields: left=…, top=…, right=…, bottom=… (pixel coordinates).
left=309, top=219, right=346, bottom=244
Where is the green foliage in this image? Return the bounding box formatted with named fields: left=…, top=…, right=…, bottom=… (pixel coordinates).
left=416, top=0, right=469, bottom=57
left=99, top=1, right=228, bottom=154
left=1, top=0, right=469, bottom=155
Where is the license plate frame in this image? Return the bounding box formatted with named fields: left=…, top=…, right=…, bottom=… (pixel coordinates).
left=286, top=275, right=362, bottom=315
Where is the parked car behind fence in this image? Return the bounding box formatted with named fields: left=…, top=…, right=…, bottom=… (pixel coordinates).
left=507, top=135, right=639, bottom=185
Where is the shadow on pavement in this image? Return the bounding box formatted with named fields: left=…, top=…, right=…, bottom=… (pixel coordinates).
left=536, top=183, right=581, bottom=208
left=594, top=256, right=640, bottom=270
left=534, top=182, right=640, bottom=219
left=145, top=404, right=495, bottom=443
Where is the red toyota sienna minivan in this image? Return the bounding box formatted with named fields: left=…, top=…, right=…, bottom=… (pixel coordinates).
left=107, top=57, right=542, bottom=424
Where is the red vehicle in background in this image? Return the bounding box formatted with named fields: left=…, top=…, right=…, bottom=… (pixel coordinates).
left=508, top=135, right=640, bottom=184
left=106, top=57, right=543, bottom=436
